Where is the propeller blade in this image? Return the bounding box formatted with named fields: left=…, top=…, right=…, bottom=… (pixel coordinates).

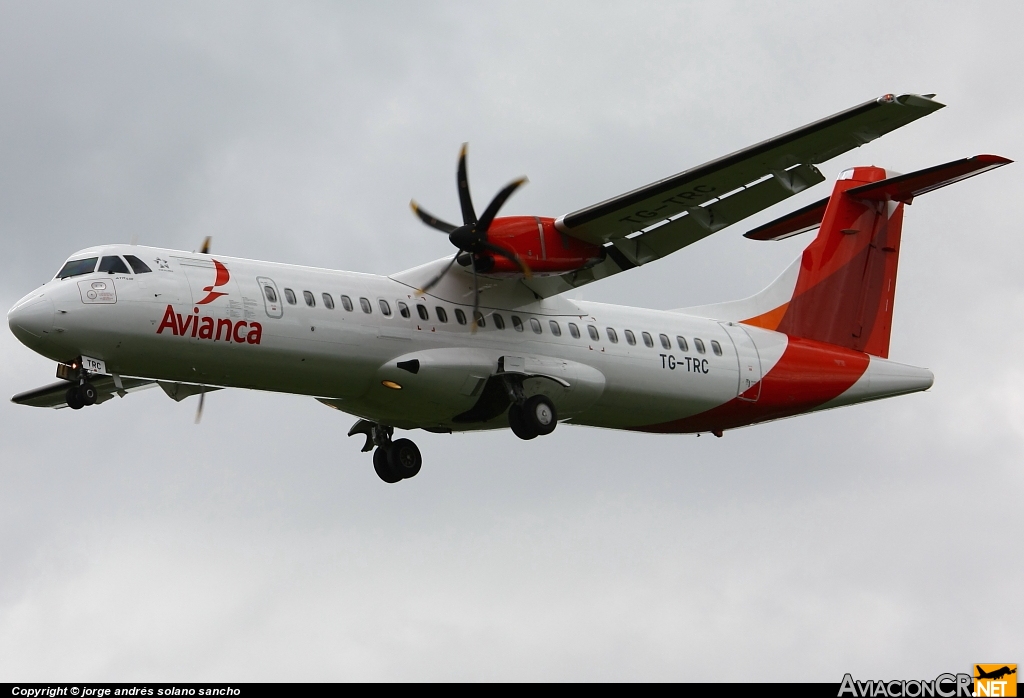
left=480, top=241, right=533, bottom=278
left=199, top=237, right=212, bottom=254
left=416, top=251, right=461, bottom=295
left=195, top=386, right=205, bottom=424
left=469, top=256, right=480, bottom=333
left=477, top=177, right=528, bottom=233
left=410, top=201, right=458, bottom=233
left=457, top=143, right=477, bottom=225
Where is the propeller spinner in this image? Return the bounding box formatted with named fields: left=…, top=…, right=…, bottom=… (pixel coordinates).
left=410, top=144, right=532, bottom=329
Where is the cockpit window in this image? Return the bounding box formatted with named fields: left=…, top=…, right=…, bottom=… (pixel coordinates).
left=98, top=256, right=130, bottom=274
left=123, top=255, right=152, bottom=274
left=56, top=257, right=98, bottom=279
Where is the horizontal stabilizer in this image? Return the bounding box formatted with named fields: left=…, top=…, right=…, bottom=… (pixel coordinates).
left=744, top=196, right=829, bottom=241
left=847, top=154, right=1012, bottom=203
left=12, top=376, right=155, bottom=408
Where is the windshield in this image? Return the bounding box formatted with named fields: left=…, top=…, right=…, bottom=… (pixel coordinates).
left=55, top=257, right=98, bottom=279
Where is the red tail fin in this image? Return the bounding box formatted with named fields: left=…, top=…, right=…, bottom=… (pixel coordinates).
left=740, top=155, right=1010, bottom=358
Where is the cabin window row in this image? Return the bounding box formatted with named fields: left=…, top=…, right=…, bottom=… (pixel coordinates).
left=268, top=287, right=722, bottom=354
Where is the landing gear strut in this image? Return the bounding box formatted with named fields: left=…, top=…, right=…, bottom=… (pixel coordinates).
left=64, top=364, right=98, bottom=410
left=349, top=420, right=423, bottom=484
left=502, top=376, right=558, bottom=441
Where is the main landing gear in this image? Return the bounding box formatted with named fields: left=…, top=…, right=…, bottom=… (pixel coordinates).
left=349, top=420, right=422, bottom=484
left=506, top=392, right=558, bottom=441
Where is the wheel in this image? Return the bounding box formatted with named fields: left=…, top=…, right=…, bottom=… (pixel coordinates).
left=387, top=438, right=422, bottom=479
left=373, top=446, right=402, bottom=484
left=79, top=382, right=98, bottom=406
left=523, top=395, right=557, bottom=436
left=65, top=386, right=84, bottom=410
left=507, top=404, right=537, bottom=440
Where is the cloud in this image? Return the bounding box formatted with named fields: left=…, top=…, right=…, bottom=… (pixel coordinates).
left=1, top=0, right=1022, bottom=681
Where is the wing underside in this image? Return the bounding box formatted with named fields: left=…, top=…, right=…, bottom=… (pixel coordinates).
left=515, top=93, right=943, bottom=298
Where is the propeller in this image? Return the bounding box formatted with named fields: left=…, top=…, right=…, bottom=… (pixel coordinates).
left=195, top=386, right=205, bottom=424
left=196, top=234, right=211, bottom=424
left=410, top=144, right=532, bottom=330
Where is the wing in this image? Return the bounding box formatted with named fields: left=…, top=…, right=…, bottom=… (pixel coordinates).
left=517, top=93, right=943, bottom=298
left=12, top=376, right=156, bottom=408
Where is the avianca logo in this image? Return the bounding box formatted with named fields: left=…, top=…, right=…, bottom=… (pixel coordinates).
left=157, top=305, right=263, bottom=345
left=197, top=260, right=231, bottom=305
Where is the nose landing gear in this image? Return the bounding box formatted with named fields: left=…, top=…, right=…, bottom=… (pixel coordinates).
left=349, top=420, right=423, bottom=484
left=64, top=367, right=98, bottom=410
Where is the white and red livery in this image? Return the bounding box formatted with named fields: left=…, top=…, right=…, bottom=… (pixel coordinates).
left=8, top=93, right=1010, bottom=483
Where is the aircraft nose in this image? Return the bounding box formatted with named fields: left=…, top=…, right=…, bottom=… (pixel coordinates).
left=8, top=293, right=55, bottom=346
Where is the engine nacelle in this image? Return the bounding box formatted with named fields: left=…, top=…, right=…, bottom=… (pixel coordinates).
left=474, top=216, right=605, bottom=276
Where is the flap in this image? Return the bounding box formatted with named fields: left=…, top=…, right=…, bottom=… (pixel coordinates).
left=846, top=154, right=1012, bottom=203
left=744, top=196, right=830, bottom=241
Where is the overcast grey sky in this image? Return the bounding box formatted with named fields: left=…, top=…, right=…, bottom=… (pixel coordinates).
left=1, top=1, right=1021, bottom=681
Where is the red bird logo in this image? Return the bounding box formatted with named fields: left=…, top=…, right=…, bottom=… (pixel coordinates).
left=197, top=260, right=230, bottom=305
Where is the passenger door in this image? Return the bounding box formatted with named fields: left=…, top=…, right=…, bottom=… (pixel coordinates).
left=720, top=322, right=762, bottom=401
left=257, top=276, right=284, bottom=318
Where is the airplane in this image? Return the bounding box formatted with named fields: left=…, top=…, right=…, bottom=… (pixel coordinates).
left=7, top=92, right=1011, bottom=483
left=975, top=666, right=1017, bottom=681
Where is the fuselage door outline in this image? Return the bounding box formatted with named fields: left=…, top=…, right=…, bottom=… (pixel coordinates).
left=257, top=276, right=284, bottom=319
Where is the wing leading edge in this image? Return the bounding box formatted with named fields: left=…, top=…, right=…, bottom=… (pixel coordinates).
left=514, top=93, right=942, bottom=299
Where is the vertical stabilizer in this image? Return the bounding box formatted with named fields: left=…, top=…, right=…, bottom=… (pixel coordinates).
left=682, top=155, right=1010, bottom=359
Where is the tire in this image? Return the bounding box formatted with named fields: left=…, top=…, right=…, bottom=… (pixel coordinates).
left=508, top=404, right=537, bottom=440
left=373, top=446, right=402, bottom=484
left=524, top=395, right=557, bottom=436
left=387, top=438, right=422, bottom=479
left=79, top=383, right=98, bottom=406
left=65, top=386, right=84, bottom=410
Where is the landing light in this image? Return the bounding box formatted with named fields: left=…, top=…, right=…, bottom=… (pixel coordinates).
left=382, top=380, right=402, bottom=390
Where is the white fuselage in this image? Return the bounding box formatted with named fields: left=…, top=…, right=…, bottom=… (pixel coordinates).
left=8, top=245, right=933, bottom=434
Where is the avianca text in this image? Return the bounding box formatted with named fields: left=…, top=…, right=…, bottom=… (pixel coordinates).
left=156, top=305, right=262, bottom=345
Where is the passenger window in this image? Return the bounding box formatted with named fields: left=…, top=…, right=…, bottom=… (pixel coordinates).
left=98, top=256, right=130, bottom=274
left=588, top=325, right=600, bottom=341
left=360, top=297, right=372, bottom=314
left=474, top=311, right=486, bottom=328
left=660, top=334, right=671, bottom=350
left=379, top=300, right=392, bottom=316
left=711, top=340, right=723, bottom=356
left=322, top=293, right=335, bottom=310
left=341, top=295, right=354, bottom=311
left=642, top=332, right=654, bottom=348
left=397, top=301, right=410, bottom=318
left=493, top=313, right=505, bottom=330
left=263, top=285, right=278, bottom=303
left=123, top=255, right=152, bottom=274
left=530, top=318, right=542, bottom=334
left=606, top=327, right=618, bottom=343
left=284, top=288, right=297, bottom=305
left=624, top=329, right=636, bottom=345
left=436, top=307, right=448, bottom=323
left=677, top=336, right=689, bottom=352
left=303, top=291, right=315, bottom=307
left=512, top=315, right=524, bottom=332
left=694, top=338, right=706, bottom=354
left=568, top=322, right=581, bottom=339
left=417, top=304, right=429, bottom=321
left=56, top=257, right=98, bottom=279
left=455, top=309, right=467, bottom=325
left=549, top=320, right=561, bottom=336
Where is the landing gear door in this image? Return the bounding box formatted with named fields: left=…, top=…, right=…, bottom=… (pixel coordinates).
left=256, top=277, right=283, bottom=318
left=720, top=322, right=762, bottom=402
